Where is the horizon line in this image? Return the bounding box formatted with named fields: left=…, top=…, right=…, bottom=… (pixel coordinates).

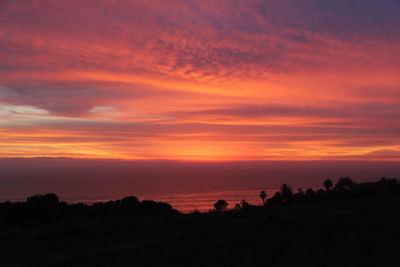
left=1, top=156, right=400, bottom=163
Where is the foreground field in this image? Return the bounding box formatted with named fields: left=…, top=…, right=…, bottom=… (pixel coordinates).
left=1, top=195, right=400, bottom=266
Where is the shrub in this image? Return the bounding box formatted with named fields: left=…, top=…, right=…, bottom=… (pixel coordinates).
left=214, top=200, right=228, bottom=212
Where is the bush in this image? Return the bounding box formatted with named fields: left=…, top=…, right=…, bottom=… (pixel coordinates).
left=214, top=200, right=228, bottom=212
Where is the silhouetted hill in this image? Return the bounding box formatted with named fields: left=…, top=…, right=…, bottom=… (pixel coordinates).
left=1, top=177, right=400, bottom=266
left=0, top=194, right=179, bottom=222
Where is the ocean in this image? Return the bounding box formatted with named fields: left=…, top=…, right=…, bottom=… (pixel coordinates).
left=0, top=159, right=399, bottom=213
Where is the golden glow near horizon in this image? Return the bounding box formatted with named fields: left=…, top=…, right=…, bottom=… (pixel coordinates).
left=1, top=1, right=400, bottom=160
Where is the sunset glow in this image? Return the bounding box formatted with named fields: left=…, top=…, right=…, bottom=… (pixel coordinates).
left=1, top=0, right=400, bottom=160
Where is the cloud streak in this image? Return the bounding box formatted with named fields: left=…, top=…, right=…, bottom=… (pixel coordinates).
left=0, top=0, right=400, bottom=160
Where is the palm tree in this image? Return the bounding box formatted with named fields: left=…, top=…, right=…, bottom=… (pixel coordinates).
left=259, top=191, right=267, bottom=204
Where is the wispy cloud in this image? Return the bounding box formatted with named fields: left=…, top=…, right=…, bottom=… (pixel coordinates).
left=1, top=0, right=400, bottom=160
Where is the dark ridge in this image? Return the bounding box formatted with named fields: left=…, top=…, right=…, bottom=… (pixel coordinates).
left=2, top=177, right=400, bottom=266
left=1, top=177, right=400, bottom=221
left=0, top=194, right=179, bottom=223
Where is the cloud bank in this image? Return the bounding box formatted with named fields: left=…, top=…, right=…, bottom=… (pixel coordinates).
left=1, top=0, right=400, bottom=160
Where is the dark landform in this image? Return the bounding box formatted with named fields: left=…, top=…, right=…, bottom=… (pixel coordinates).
left=1, top=177, right=400, bottom=266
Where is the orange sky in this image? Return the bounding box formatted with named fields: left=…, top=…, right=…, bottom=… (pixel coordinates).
left=1, top=0, right=400, bottom=160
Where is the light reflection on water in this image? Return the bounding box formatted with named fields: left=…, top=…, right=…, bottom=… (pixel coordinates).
left=0, top=189, right=279, bottom=213
left=1, top=159, right=399, bottom=213
left=140, top=189, right=279, bottom=213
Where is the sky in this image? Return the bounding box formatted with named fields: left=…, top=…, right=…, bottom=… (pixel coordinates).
left=1, top=0, right=400, bottom=161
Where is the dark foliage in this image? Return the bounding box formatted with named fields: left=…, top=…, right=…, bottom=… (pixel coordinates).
left=265, top=177, right=400, bottom=206
left=266, top=192, right=284, bottom=205
left=214, top=199, right=228, bottom=212
left=334, top=177, right=355, bottom=191
left=2, top=177, right=400, bottom=266
left=323, top=179, right=333, bottom=191
left=2, top=177, right=400, bottom=223
left=234, top=199, right=255, bottom=210
left=259, top=190, right=267, bottom=204
left=280, top=184, right=293, bottom=202
left=0, top=194, right=179, bottom=222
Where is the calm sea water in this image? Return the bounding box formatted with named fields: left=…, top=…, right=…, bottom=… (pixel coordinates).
left=1, top=159, right=399, bottom=212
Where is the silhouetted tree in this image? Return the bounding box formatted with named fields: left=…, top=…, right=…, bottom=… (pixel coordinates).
left=241, top=199, right=250, bottom=209
left=259, top=191, right=267, bottom=204
left=26, top=193, right=59, bottom=207
left=335, top=177, right=355, bottom=191
left=25, top=193, right=61, bottom=220
left=4, top=176, right=400, bottom=222
left=121, top=196, right=139, bottom=205
left=293, top=188, right=304, bottom=201
left=323, top=179, right=333, bottom=191
left=214, top=199, right=228, bottom=212
left=234, top=200, right=250, bottom=210
left=120, top=196, right=140, bottom=213
left=280, top=184, right=293, bottom=202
